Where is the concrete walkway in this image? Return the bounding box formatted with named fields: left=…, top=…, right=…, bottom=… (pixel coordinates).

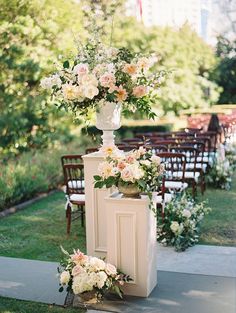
left=0, top=244, right=236, bottom=312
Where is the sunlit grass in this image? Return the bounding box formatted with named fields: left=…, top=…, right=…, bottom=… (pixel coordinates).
left=199, top=171, right=236, bottom=246
left=0, top=192, right=86, bottom=261
left=0, top=296, right=84, bottom=313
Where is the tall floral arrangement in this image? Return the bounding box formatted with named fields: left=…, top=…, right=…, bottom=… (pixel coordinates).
left=41, top=40, right=166, bottom=119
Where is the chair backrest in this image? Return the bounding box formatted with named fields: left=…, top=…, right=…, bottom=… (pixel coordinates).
left=151, top=144, right=168, bottom=154
left=85, top=147, right=99, bottom=154
left=170, top=146, right=198, bottom=171
left=63, top=163, right=84, bottom=195
left=156, top=152, right=186, bottom=183
left=61, top=154, right=83, bottom=167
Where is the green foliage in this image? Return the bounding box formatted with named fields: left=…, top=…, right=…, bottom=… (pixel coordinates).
left=157, top=193, right=211, bottom=251
left=0, top=138, right=92, bottom=211
left=0, top=0, right=83, bottom=158
left=213, top=36, right=236, bottom=104
left=113, top=20, right=220, bottom=115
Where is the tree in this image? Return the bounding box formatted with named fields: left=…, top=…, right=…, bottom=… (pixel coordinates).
left=0, top=0, right=83, bottom=158
left=213, top=36, right=236, bottom=104
left=113, top=18, right=220, bottom=115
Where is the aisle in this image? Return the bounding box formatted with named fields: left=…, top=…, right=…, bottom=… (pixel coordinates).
left=0, top=244, right=235, bottom=313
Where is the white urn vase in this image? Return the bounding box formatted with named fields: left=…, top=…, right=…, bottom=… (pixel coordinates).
left=96, top=101, right=121, bottom=149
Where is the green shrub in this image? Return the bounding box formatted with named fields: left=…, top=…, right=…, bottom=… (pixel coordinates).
left=0, top=137, right=93, bottom=211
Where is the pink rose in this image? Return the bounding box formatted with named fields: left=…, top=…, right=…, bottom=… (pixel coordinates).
left=126, top=155, right=135, bottom=164
left=73, top=63, right=89, bottom=76
left=100, top=72, right=116, bottom=88
left=105, top=263, right=117, bottom=276
left=72, top=265, right=84, bottom=276
left=133, top=85, right=147, bottom=98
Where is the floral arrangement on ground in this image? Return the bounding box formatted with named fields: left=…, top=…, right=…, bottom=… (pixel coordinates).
left=94, top=146, right=164, bottom=209
left=58, top=247, right=131, bottom=303
left=157, top=193, right=211, bottom=251
left=207, top=145, right=234, bottom=190
left=41, top=39, right=167, bottom=120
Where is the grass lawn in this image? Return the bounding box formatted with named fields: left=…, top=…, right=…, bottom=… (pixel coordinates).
left=199, top=171, right=236, bottom=246
left=0, top=172, right=236, bottom=264
left=0, top=296, right=84, bottom=313
left=0, top=191, right=86, bottom=262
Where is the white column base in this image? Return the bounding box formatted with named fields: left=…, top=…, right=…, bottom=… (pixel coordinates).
left=105, top=193, right=157, bottom=297
left=83, top=152, right=114, bottom=258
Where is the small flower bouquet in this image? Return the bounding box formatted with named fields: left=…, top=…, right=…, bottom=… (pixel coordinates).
left=225, top=141, right=236, bottom=169
left=94, top=146, right=164, bottom=207
left=58, top=247, right=131, bottom=303
left=41, top=41, right=166, bottom=119
left=207, top=152, right=234, bottom=190
left=157, top=193, right=211, bottom=251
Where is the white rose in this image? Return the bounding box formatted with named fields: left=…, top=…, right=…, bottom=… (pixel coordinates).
left=98, top=161, right=115, bottom=179
left=60, top=271, right=70, bottom=285
left=62, top=83, right=78, bottom=100
left=121, top=166, right=135, bottom=182
left=96, top=271, right=108, bottom=289
left=132, top=164, right=144, bottom=179
left=83, top=85, right=99, bottom=99
left=73, top=63, right=89, bottom=76
left=41, top=74, right=61, bottom=89
left=89, top=257, right=106, bottom=271
left=170, top=221, right=180, bottom=234
left=150, top=155, right=161, bottom=165
left=81, top=73, right=98, bottom=87
left=182, top=209, right=191, bottom=218
left=140, top=160, right=151, bottom=166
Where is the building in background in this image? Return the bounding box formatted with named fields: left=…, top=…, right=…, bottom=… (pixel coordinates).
left=126, top=0, right=213, bottom=44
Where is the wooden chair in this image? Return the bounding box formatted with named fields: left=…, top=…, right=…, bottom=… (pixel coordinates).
left=156, top=152, right=188, bottom=194
left=151, top=144, right=168, bottom=154
left=85, top=147, right=99, bottom=154
left=63, top=163, right=85, bottom=235
left=61, top=154, right=83, bottom=166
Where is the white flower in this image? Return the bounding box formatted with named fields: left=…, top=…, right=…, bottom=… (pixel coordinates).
left=80, top=73, right=98, bottom=87
left=40, top=74, right=61, bottom=89
left=98, top=161, right=115, bottom=179
left=72, top=272, right=93, bottom=294
left=82, top=85, right=99, bottom=99
left=150, top=155, right=161, bottom=165
left=121, top=166, right=135, bottom=182
left=170, top=221, right=183, bottom=235
left=182, top=209, right=191, bottom=218
left=73, top=63, right=89, bottom=76
left=105, top=263, right=117, bottom=276
left=96, top=271, right=108, bottom=289
left=89, top=257, right=106, bottom=271
left=62, top=83, right=78, bottom=100
left=60, top=271, right=70, bottom=285
left=140, top=160, right=151, bottom=166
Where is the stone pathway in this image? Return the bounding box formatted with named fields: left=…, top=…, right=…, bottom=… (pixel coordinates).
left=0, top=244, right=235, bottom=313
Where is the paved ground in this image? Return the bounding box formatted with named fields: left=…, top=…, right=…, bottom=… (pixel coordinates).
left=0, top=244, right=236, bottom=313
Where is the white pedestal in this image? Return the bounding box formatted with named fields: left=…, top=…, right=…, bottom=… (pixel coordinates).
left=83, top=152, right=113, bottom=258
left=105, top=193, right=157, bottom=297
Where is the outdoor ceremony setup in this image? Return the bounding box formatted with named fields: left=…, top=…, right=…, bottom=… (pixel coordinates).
left=1, top=1, right=236, bottom=313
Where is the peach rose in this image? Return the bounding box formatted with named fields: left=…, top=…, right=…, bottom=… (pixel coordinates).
left=115, top=86, right=127, bottom=102
left=71, top=249, right=88, bottom=264
left=105, top=263, right=117, bottom=276
left=133, top=85, right=147, bottom=98
left=123, top=63, right=137, bottom=75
